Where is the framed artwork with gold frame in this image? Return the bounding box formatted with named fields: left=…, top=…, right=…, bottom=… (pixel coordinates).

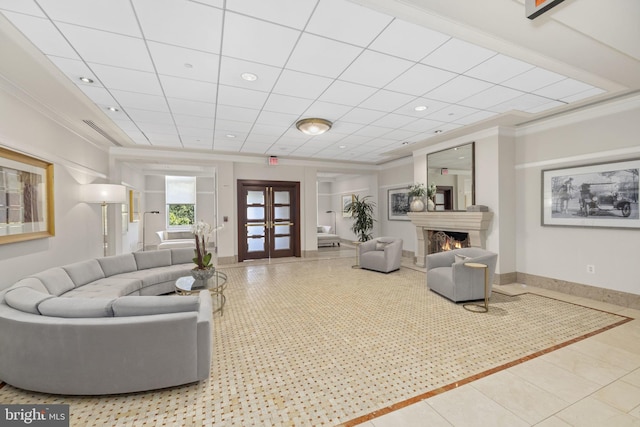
left=129, top=190, right=140, bottom=223
left=0, top=146, right=55, bottom=244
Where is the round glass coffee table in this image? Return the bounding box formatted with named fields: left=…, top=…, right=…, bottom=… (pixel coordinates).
left=175, top=270, right=228, bottom=315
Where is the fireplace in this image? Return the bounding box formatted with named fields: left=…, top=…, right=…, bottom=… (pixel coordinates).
left=429, top=230, right=470, bottom=254
left=407, top=211, right=493, bottom=267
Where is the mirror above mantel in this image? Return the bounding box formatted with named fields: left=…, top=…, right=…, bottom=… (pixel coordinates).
left=427, top=142, right=475, bottom=211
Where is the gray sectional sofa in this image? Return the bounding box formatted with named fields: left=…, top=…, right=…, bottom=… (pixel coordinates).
left=0, top=248, right=213, bottom=395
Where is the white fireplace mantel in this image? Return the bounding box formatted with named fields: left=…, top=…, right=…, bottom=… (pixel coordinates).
left=407, top=211, right=494, bottom=267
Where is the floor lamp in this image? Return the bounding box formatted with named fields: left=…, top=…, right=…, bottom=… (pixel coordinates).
left=326, top=210, right=336, bottom=234
left=81, top=184, right=127, bottom=257
left=143, top=211, right=160, bottom=251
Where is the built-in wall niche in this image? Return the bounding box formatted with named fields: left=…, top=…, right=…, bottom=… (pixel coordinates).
left=427, top=142, right=474, bottom=211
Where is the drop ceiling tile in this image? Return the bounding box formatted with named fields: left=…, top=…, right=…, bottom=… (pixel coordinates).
left=89, top=64, right=162, bottom=95
left=362, top=138, right=398, bottom=148
left=534, top=78, right=595, bottom=99
left=38, top=0, right=141, bottom=37
left=2, top=12, right=79, bottom=59
left=272, top=69, right=333, bottom=99
left=47, top=56, right=97, bottom=84
left=77, top=85, right=117, bottom=106
left=126, top=108, right=174, bottom=125
left=222, top=11, right=300, bottom=68
left=329, top=121, right=363, bottom=134
left=146, top=134, right=182, bottom=147
left=334, top=135, right=372, bottom=146
left=177, top=126, right=214, bottom=138
left=186, top=0, right=223, bottom=8
left=57, top=23, right=153, bottom=72
left=173, top=114, right=215, bottom=129
left=111, top=89, right=169, bottom=112
left=263, top=93, right=314, bottom=115
left=425, top=75, right=493, bottom=103
left=340, top=50, right=413, bottom=88
left=159, top=75, right=217, bottom=103
left=352, top=125, right=393, bottom=138
left=251, top=123, right=286, bottom=137
left=217, top=85, right=269, bottom=109
left=226, top=0, right=316, bottom=29
left=137, top=122, right=178, bottom=135
left=339, top=108, right=387, bottom=125
left=181, top=135, right=213, bottom=147
left=148, top=42, right=219, bottom=83
left=561, top=87, right=605, bottom=103
left=219, top=57, right=281, bottom=93
left=422, top=38, right=496, bottom=74
left=488, top=93, right=552, bottom=113
left=134, top=0, right=222, bottom=53
left=384, top=63, right=457, bottom=96
left=318, top=81, right=377, bottom=107
left=464, top=54, right=535, bottom=84
left=382, top=128, right=421, bottom=141
left=453, top=110, right=499, bottom=125
left=215, top=105, right=260, bottom=123
left=214, top=119, right=254, bottom=134
left=124, top=130, right=150, bottom=144
left=369, top=19, right=450, bottom=61
left=501, top=67, right=566, bottom=92
left=255, top=110, right=299, bottom=127
left=167, top=98, right=216, bottom=117
left=286, top=33, right=362, bottom=78
left=359, top=90, right=415, bottom=112
left=0, top=1, right=46, bottom=17
left=402, top=118, right=446, bottom=133
left=245, top=133, right=280, bottom=144
left=110, top=117, right=139, bottom=131
left=305, top=0, right=392, bottom=47
left=427, top=104, right=479, bottom=122
left=214, top=131, right=248, bottom=142
left=459, top=85, right=523, bottom=109
left=301, top=101, right=352, bottom=121
left=213, top=139, right=244, bottom=151
left=240, top=143, right=271, bottom=154
left=371, top=112, right=417, bottom=129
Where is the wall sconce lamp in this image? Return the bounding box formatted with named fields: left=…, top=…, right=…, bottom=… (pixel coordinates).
left=142, top=211, right=160, bottom=251
left=81, top=184, right=127, bottom=257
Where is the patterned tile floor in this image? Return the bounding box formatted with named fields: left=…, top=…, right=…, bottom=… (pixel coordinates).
left=0, top=252, right=636, bottom=427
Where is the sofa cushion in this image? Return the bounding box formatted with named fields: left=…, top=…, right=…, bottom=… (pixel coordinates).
left=11, top=277, right=49, bottom=294
left=171, top=248, right=195, bottom=265
left=117, top=265, right=192, bottom=289
left=454, top=253, right=470, bottom=264
left=134, top=250, right=172, bottom=270
left=112, top=295, right=199, bottom=317
left=38, top=297, right=115, bottom=318
left=32, top=267, right=76, bottom=296
left=375, top=241, right=389, bottom=251
left=98, top=254, right=137, bottom=277
left=4, top=287, right=54, bottom=314
left=61, top=277, right=142, bottom=298
left=62, top=259, right=105, bottom=287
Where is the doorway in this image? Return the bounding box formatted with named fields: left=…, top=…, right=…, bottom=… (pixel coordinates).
left=237, top=180, right=301, bottom=261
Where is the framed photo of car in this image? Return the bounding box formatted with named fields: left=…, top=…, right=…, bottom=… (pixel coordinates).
left=542, top=159, right=639, bottom=228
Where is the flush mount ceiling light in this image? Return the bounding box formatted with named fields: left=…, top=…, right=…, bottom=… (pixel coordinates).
left=414, top=105, right=427, bottom=111
left=295, top=118, right=332, bottom=136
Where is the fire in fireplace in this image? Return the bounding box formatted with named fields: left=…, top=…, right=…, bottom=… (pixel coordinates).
left=428, top=230, right=470, bottom=253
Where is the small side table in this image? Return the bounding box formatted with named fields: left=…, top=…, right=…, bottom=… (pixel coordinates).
left=462, top=262, right=489, bottom=313
left=175, top=270, right=228, bottom=315
left=352, top=241, right=362, bottom=269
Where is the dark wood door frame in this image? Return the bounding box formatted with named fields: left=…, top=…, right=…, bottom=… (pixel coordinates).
left=237, top=180, right=301, bottom=262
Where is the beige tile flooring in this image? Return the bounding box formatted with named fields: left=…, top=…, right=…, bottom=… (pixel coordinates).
left=234, top=246, right=640, bottom=426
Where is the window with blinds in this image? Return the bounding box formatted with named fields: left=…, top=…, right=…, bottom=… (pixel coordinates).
left=165, top=176, right=196, bottom=229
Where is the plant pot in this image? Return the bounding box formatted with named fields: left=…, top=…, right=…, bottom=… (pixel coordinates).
left=191, top=267, right=215, bottom=288
left=410, top=196, right=425, bottom=212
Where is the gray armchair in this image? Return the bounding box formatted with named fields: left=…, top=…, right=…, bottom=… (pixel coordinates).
left=426, top=248, right=498, bottom=302
left=358, top=237, right=403, bottom=273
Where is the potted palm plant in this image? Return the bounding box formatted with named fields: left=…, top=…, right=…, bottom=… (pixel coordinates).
left=345, top=195, right=376, bottom=242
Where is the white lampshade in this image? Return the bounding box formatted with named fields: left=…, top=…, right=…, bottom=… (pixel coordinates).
left=81, top=184, right=127, bottom=204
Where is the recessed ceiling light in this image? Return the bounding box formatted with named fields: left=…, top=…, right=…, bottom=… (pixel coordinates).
left=414, top=105, right=427, bottom=111
left=184, top=63, right=193, bottom=68
left=458, top=156, right=465, bottom=159
left=339, top=145, right=346, bottom=149
left=241, top=72, right=258, bottom=82
left=434, top=130, right=443, bottom=134
left=107, top=106, right=119, bottom=112
left=226, top=134, right=236, bottom=138
left=79, top=76, right=94, bottom=83
left=402, top=141, right=410, bottom=145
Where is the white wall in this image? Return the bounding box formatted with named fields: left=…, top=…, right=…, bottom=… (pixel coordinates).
left=0, top=85, right=109, bottom=289
left=377, top=160, right=415, bottom=252
left=330, top=173, right=379, bottom=242
left=515, top=99, right=640, bottom=295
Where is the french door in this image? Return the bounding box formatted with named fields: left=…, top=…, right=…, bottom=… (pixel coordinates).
left=237, top=180, right=300, bottom=261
